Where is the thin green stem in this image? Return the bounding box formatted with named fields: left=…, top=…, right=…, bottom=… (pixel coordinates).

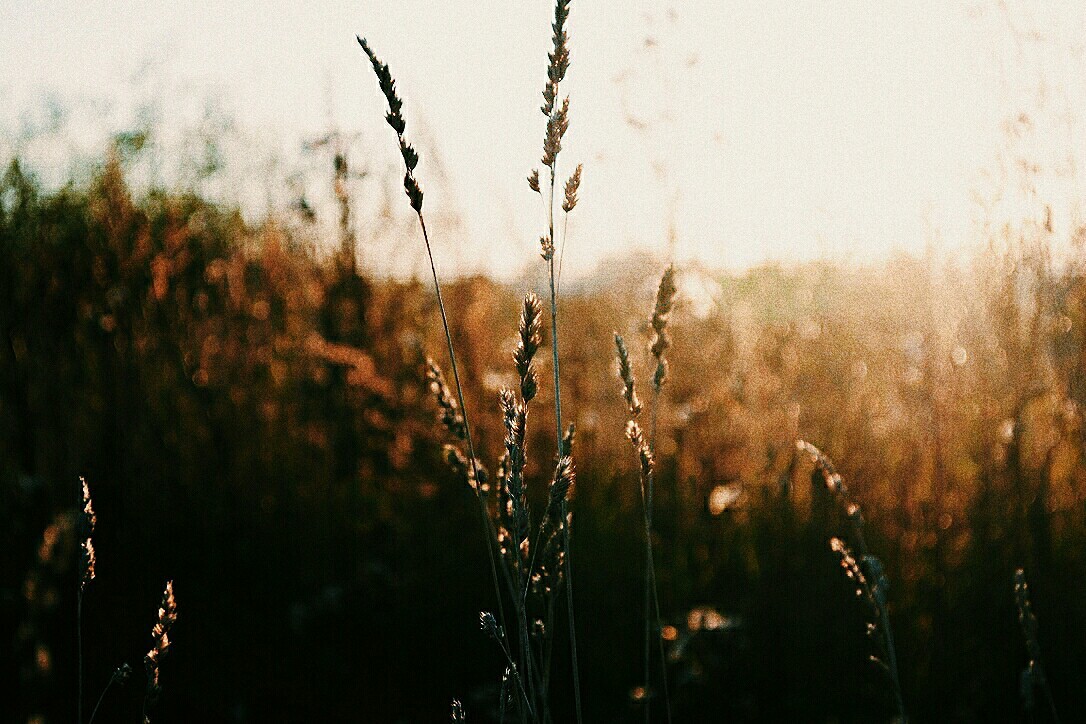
left=646, top=386, right=672, bottom=723
left=417, top=213, right=510, bottom=648
left=547, top=165, right=583, bottom=724
left=88, top=674, right=117, bottom=724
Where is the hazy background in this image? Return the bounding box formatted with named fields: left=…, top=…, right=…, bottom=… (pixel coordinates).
left=6, top=2, right=1086, bottom=722
left=4, top=0, right=1086, bottom=279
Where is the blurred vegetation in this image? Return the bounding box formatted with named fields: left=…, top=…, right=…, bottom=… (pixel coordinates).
left=2, top=146, right=1085, bottom=723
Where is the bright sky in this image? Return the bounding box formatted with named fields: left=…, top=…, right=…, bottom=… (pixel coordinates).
left=2, top=1, right=1085, bottom=279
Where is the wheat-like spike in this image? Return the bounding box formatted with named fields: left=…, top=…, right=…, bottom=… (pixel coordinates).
left=426, top=359, right=467, bottom=441
left=499, top=389, right=531, bottom=560
left=542, top=96, right=570, bottom=169
left=514, top=293, right=543, bottom=402
left=541, top=0, right=572, bottom=117
left=650, top=265, right=677, bottom=392
left=562, top=164, right=583, bottom=213
left=357, top=36, right=423, bottom=211
left=142, top=581, right=177, bottom=723
left=79, top=478, right=97, bottom=590
left=615, top=334, right=642, bottom=417
left=548, top=456, right=575, bottom=519
left=625, top=420, right=654, bottom=480
left=443, top=444, right=489, bottom=493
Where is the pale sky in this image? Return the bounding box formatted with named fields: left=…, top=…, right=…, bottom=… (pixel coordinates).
left=2, top=1, right=1085, bottom=279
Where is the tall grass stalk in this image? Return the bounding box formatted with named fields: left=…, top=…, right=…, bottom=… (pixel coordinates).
left=616, top=333, right=671, bottom=724
left=528, top=0, right=582, bottom=718
left=646, top=267, right=676, bottom=722
left=800, top=441, right=905, bottom=721
left=357, top=35, right=510, bottom=642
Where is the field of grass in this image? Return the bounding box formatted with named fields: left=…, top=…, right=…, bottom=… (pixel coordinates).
left=4, top=2, right=1086, bottom=722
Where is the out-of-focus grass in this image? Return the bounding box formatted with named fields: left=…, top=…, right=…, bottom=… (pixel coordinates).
left=2, top=153, right=1085, bottom=722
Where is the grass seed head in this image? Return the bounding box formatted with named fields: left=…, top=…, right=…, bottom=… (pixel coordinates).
left=426, top=359, right=467, bottom=441
left=79, top=477, right=97, bottom=589
left=562, top=163, right=583, bottom=212
left=514, top=293, right=543, bottom=402
left=650, top=265, right=678, bottom=391
left=549, top=455, right=575, bottom=517
left=143, top=580, right=178, bottom=717
left=614, top=333, right=642, bottom=417
left=357, top=36, right=424, bottom=212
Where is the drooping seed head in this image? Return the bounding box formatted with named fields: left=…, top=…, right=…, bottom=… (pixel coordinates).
left=528, top=168, right=541, bottom=194
left=426, top=359, right=467, bottom=441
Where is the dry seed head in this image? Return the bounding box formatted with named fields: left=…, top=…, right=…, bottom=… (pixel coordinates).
left=543, top=0, right=572, bottom=115
left=541, top=96, right=570, bottom=168
left=144, top=580, right=178, bottom=711
left=830, top=537, right=870, bottom=602
left=79, top=477, right=96, bottom=536
left=650, top=265, right=678, bottom=391
left=614, top=333, right=642, bottom=416
left=443, top=444, right=487, bottom=492
left=514, top=293, right=543, bottom=402
left=625, top=420, right=654, bottom=478
left=357, top=36, right=424, bottom=212
left=426, top=359, right=467, bottom=441
left=81, top=539, right=96, bottom=590
left=528, top=168, right=541, bottom=194
left=79, top=477, right=97, bottom=589
left=499, top=389, right=530, bottom=545
left=549, top=456, right=575, bottom=516
left=540, top=235, right=555, bottom=261
left=479, top=611, right=503, bottom=641
left=562, top=163, right=583, bottom=212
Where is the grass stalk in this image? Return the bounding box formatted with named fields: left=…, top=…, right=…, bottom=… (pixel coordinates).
left=88, top=664, right=131, bottom=724
left=420, top=215, right=512, bottom=647
left=357, top=36, right=511, bottom=644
